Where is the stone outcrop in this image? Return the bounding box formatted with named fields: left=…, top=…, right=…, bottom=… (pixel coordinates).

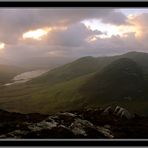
left=114, top=106, right=133, bottom=119
left=102, top=105, right=133, bottom=119
left=0, top=106, right=147, bottom=139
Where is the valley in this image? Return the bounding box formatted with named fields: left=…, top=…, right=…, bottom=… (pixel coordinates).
left=4, top=69, right=49, bottom=86
left=0, top=52, right=148, bottom=116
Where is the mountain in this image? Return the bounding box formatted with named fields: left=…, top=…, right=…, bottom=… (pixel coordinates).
left=30, top=51, right=148, bottom=85
left=1, top=51, right=148, bottom=114
left=122, top=51, right=148, bottom=75
left=80, top=58, right=145, bottom=101
left=29, top=56, right=116, bottom=85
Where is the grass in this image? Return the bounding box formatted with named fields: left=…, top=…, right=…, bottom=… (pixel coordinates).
left=0, top=73, right=93, bottom=114
left=1, top=52, right=148, bottom=115
left=0, top=68, right=148, bottom=115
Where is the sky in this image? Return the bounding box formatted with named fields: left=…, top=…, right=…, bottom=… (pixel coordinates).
left=0, top=8, right=148, bottom=65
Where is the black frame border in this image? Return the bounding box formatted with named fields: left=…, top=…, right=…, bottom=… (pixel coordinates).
left=0, top=140, right=147, bottom=146
left=0, top=1, right=148, bottom=7
left=0, top=0, right=148, bottom=146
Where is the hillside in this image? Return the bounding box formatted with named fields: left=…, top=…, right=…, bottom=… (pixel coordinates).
left=0, top=52, right=148, bottom=114
left=80, top=58, right=145, bottom=100
left=0, top=73, right=92, bottom=113
left=123, top=51, right=148, bottom=70
left=30, top=51, right=148, bottom=85
left=29, top=56, right=116, bottom=85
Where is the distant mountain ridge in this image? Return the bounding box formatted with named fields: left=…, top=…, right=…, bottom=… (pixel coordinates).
left=30, top=51, right=148, bottom=85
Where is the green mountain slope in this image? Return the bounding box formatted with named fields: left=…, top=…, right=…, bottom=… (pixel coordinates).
left=0, top=73, right=93, bottom=113
left=80, top=58, right=146, bottom=99
left=29, top=56, right=116, bottom=85
left=30, top=51, right=148, bottom=85
left=1, top=52, right=148, bottom=115
left=122, top=52, right=148, bottom=75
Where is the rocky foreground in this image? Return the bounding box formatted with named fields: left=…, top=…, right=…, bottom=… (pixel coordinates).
left=0, top=106, right=148, bottom=139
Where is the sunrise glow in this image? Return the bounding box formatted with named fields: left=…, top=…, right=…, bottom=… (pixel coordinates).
left=82, top=19, right=141, bottom=39
left=22, top=28, right=52, bottom=40
left=0, top=42, right=5, bottom=50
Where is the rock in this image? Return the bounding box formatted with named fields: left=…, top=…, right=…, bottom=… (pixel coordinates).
left=102, top=106, right=113, bottom=115
left=28, top=119, right=57, bottom=132
left=6, top=130, right=29, bottom=138
left=0, top=106, right=146, bottom=139
left=102, top=105, right=133, bottom=119
left=56, top=112, right=77, bottom=117
left=97, top=126, right=114, bottom=138
left=104, top=124, right=111, bottom=129
left=70, top=118, right=94, bottom=136
left=50, top=113, right=76, bottom=127
left=71, top=126, right=87, bottom=136
left=114, top=106, right=133, bottom=119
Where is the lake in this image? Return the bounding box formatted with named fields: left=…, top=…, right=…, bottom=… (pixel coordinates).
left=4, top=69, right=49, bottom=86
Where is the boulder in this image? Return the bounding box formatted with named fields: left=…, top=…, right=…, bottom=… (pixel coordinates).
left=114, top=106, right=133, bottom=119
left=97, top=126, right=114, bottom=138
left=70, top=118, right=94, bottom=136
left=102, top=106, right=113, bottom=115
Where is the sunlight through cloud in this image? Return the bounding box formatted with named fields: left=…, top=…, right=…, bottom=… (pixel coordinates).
left=82, top=19, right=141, bottom=39
left=22, top=28, right=52, bottom=40
left=0, top=42, right=5, bottom=50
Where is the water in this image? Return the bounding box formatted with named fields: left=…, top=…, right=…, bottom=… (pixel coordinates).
left=4, top=69, right=49, bottom=86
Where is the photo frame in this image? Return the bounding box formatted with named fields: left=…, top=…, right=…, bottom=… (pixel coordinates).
left=0, top=1, right=147, bottom=146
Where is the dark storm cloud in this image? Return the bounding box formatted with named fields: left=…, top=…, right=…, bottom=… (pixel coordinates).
left=102, top=11, right=128, bottom=25
left=47, top=23, right=103, bottom=47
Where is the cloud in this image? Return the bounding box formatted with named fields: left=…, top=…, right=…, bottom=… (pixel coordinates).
left=46, top=23, right=103, bottom=47
left=1, top=8, right=148, bottom=66
left=126, top=13, right=148, bottom=51
left=101, top=10, right=128, bottom=25
left=0, top=8, right=127, bottom=45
